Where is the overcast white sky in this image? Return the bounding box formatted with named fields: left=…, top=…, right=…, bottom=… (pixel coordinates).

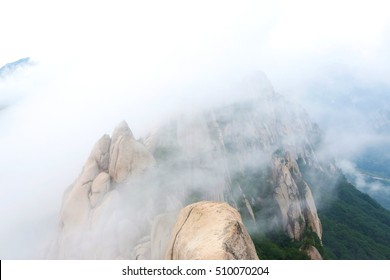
left=1, top=0, right=390, bottom=258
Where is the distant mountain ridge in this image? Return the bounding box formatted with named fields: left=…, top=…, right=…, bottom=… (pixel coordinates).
left=0, top=57, right=31, bottom=78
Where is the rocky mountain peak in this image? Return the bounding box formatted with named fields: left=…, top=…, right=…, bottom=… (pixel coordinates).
left=111, top=120, right=134, bottom=143
left=271, top=151, right=322, bottom=241
left=48, top=76, right=329, bottom=259
left=47, top=121, right=155, bottom=258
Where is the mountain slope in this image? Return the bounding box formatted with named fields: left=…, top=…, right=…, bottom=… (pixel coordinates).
left=300, top=163, right=390, bottom=259
left=144, top=92, right=326, bottom=244
left=47, top=74, right=390, bottom=259
left=320, top=177, right=390, bottom=259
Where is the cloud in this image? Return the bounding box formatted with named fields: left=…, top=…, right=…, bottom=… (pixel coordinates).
left=1, top=0, right=390, bottom=258
left=338, top=160, right=390, bottom=209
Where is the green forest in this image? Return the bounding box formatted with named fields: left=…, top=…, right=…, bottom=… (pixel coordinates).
left=319, top=177, right=390, bottom=259
left=252, top=171, right=390, bottom=259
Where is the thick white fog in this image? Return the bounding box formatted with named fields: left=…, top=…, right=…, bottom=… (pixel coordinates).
left=1, top=0, right=390, bottom=258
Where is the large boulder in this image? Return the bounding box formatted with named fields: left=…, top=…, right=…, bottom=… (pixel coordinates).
left=165, top=201, right=259, bottom=260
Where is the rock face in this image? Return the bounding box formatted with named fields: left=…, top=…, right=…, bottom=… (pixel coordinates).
left=165, top=201, right=259, bottom=260
left=48, top=121, right=155, bottom=259
left=109, top=121, right=155, bottom=183
left=272, top=152, right=322, bottom=240
left=144, top=90, right=327, bottom=244
left=59, top=134, right=111, bottom=238
left=150, top=213, right=178, bottom=259
left=49, top=122, right=258, bottom=260
left=303, top=245, right=323, bottom=260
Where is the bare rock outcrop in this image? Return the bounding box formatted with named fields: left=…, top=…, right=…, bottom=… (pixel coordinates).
left=109, top=121, right=155, bottom=183
left=59, top=135, right=111, bottom=238
left=133, top=237, right=152, bottom=260
left=89, top=172, right=111, bottom=208
left=272, top=152, right=322, bottom=240
left=165, top=201, right=259, bottom=260
left=300, top=181, right=322, bottom=240
left=302, top=245, right=323, bottom=260
left=150, top=213, right=178, bottom=259
left=48, top=121, right=155, bottom=259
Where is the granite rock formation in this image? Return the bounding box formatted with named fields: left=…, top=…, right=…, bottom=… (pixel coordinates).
left=165, top=201, right=259, bottom=260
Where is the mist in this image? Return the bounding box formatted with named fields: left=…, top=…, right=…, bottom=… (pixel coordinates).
left=1, top=0, right=390, bottom=258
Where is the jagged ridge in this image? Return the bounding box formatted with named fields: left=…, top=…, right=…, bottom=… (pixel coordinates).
left=48, top=75, right=333, bottom=259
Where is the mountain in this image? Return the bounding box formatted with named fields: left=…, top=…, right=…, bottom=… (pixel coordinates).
left=302, top=168, right=390, bottom=259
left=342, top=161, right=390, bottom=210
left=0, top=57, right=30, bottom=78
left=47, top=74, right=390, bottom=259
left=0, top=57, right=32, bottom=112
left=351, top=92, right=390, bottom=210
left=301, top=83, right=390, bottom=210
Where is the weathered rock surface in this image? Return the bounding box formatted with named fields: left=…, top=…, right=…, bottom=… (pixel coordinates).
left=150, top=213, right=178, bottom=259
left=272, top=152, right=322, bottom=240
left=165, top=201, right=259, bottom=260
left=89, top=172, right=110, bottom=208
left=133, top=237, right=151, bottom=260
left=142, top=84, right=327, bottom=243
left=59, top=134, right=111, bottom=240
left=109, top=121, right=155, bottom=183
left=48, top=121, right=155, bottom=259
left=303, top=245, right=323, bottom=260
left=300, top=181, right=322, bottom=240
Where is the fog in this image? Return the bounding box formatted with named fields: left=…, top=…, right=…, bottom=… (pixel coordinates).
left=1, top=0, right=390, bottom=258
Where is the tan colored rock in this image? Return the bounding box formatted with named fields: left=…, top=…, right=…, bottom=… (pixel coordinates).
left=90, top=172, right=111, bottom=208
left=77, top=159, right=100, bottom=186
left=272, top=153, right=322, bottom=241
left=53, top=135, right=113, bottom=258
left=92, top=134, right=111, bottom=171
left=301, top=181, right=322, bottom=240
left=272, top=156, right=305, bottom=240
left=303, top=245, right=323, bottom=260
left=150, top=213, right=178, bottom=259
left=134, top=237, right=151, bottom=260
left=48, top=121, right=160, bottom=259
left=59, top=135, right=112, bottom=234
left=111, top=120, right=133, bottom=146
left=165, top=201, right=259, bottom=260
left=60, top=181, right=91, bottom=234
left=90, top=190, right=121, bottom=229
left=109, top=121, right=155, bottom=183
